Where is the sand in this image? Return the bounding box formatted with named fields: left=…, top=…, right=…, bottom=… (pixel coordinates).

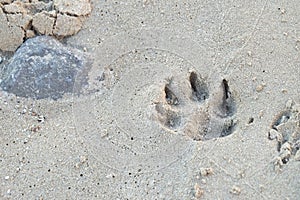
left=1, top=0, right=300, bottom=199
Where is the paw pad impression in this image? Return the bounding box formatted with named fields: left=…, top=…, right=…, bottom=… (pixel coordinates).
left=154, top=70, right=237, bottom=141
left=269, top=100, right=300, bottom=167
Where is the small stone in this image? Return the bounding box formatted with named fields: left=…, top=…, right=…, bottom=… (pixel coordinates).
left=47, top=10, right=57, bottom=17
left=32, top=12, right=55, bottom=35
left=273, top=156, right=284, bottom=171
left=281, top=89, right=288, bottom=94
left=23, top=0, right=52, bottom=15
left=268, top=129, right=279, bottom=140
left=280, top=8, right=286, bottom=14
left=194, top=183, right=204, bottom=199
left=279, top=150, right=291, bottom=164
left=0, top=9, right=24, bottom=52
left=258, top=110, right=264, bottom=118
left=256, top=84, right=264, bottom=92
left=280, top=142, right=292, bottom=152
left=5, top=175, right=9, bottom=180
left=199, top=167, right=213, bottom=176
left=54, top=0, right=92, bottom=16
left=6, top=13, right=32, bottom=29
left=230, top=185, right=241, bottom=195
left=0, top=57, right=2, bottom=64
left=53, top=14, right=82, bottom=37
left=79, top=155, right=87, bottom=163
left=26, top=29, right=35, bottom=38
left=3, top=1, right=27, bottom=14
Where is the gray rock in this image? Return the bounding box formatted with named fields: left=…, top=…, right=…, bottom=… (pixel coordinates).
left=0, top=36, right=91, bottom=100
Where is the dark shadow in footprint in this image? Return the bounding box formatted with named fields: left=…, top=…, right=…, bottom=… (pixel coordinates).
left=270, top=110, right=292, bottom=151
left=189, top=71, right=209, bottom=102
left=271, top=110, right=291, bottom=131
left=155, top=103, right=181, bottom=130
left=165, top=85, right=179, bottom=105
left=220, top=119, right=236, bottom=137
left=219, top=79, right=236, bottom=118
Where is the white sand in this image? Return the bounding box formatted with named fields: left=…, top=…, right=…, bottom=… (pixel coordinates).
left=1, top=0, right=300, bottom=199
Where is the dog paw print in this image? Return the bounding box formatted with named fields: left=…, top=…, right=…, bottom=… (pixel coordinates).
left=269, top=100, right=300, bottom=168
left=154, top=70, right=237, bottom=141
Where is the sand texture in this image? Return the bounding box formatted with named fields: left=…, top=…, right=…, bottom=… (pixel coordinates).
left=0, top=0, right=300, bottom=199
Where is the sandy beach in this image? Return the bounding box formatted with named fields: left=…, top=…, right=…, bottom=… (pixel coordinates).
left=1, top=0, right=300, bottom=199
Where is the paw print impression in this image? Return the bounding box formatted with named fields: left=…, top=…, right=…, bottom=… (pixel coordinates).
left=73, top=47, right=239, bottom=171
left=269, top=100, right=300, bottom=166
left=155, top=70, right=237, bottom=141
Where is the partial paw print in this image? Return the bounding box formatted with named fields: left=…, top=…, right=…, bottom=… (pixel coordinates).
left=154, top=70, right=237, bottom=141
left=269, top=100, right=300, bottom=169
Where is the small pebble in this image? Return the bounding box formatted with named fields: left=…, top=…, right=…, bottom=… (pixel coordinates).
left=280, top=8, right=286, bottom=14
left=5, top=176, right=10, bottom=180
left=258, top=110, right=264, bottom=118
left=0, top=56, right=2, bottom=64
left=230, top=185, right=241, bottom=195
left=280, top=142, right=292, bottom=151
left=200, top=167, right=213, bottom=176
left=256, top=84, right=264, bottom=92
left=80, top=155, right=87, bottom=163
left=268, top=129, right=279, bottom=140
left=282, top=89, right=288, bottom=94
left=194, top=183, right=204, bottom=198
